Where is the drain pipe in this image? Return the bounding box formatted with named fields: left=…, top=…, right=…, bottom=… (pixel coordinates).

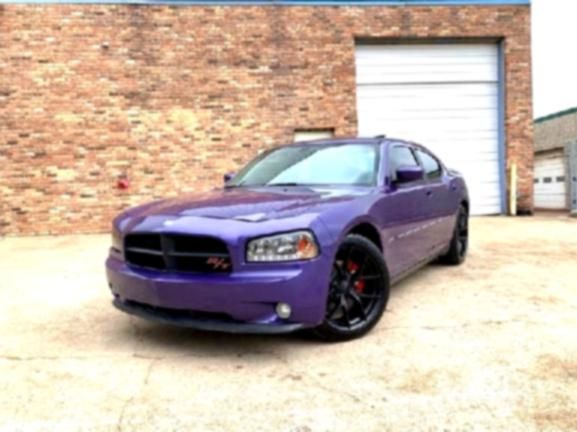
left=509, top=162, right=517, bottom=216
left=568, top=142, right=577, bottom=218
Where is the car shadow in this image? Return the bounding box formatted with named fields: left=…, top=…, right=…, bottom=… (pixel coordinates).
left=389, top=262, right=440, bottom=291
left=114, top=316, right=324, bottom=360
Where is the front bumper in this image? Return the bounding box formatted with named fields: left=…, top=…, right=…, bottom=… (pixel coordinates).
left=113, top=298, right=305, bottom=334
left=106, top=251, right=333, bottom=332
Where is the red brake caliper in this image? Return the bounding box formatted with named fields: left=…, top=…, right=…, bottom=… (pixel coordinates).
left=347, top=261, right=366, bottom=293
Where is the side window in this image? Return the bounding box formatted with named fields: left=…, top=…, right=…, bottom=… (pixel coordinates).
left=416, top=149, right=443, bottom=180
left=390, top=145, right=420, bottom=172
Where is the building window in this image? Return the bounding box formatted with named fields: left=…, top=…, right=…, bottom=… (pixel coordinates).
left=534, top=178, right=539, bottom=184
left=556, top=176, right=566, bottom=182
left=294, top=129, right=334, bottom=143
left=543, top=177, right=552, bottom=183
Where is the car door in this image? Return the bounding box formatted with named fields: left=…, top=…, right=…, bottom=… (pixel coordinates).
left=414, top=147, right=455, bottom=253
left=378, top=143, right=430, bottom=279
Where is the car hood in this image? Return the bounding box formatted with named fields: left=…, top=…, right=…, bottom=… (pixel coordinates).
left=122, top=187, right=372, bottom=225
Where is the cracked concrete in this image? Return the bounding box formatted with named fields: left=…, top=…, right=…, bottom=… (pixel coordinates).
left=116, top=358, right=158, bottom=432
left=1, top=215, right=577, bottom=431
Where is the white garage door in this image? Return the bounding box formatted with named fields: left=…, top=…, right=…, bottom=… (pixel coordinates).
left=355, top=43, right=502, bottom=215
left=534, top=156, right=567, bottom=209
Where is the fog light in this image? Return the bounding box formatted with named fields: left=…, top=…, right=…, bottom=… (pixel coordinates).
left=276, top=303, right=292, bottom=319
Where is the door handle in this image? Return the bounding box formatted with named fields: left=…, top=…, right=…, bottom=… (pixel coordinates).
left=426, top=190, right=433, bottom=197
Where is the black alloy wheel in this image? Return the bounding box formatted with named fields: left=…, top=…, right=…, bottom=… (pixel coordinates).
left=441, top=204, right=469, bottom=265
left=314, top=234, right=389, bottom=342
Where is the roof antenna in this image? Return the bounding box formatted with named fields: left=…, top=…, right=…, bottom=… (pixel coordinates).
left=374, top=134, right=387, bottom=139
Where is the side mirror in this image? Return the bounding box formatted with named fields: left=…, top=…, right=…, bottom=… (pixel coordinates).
left=223, top=172, right=235, bottom=183
left=395, top=165, right=424, bottom=184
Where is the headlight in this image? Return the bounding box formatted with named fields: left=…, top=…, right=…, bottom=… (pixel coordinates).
left=246, top=230, right=319, bottom=262
left=111, top=225, right=123, bottom=252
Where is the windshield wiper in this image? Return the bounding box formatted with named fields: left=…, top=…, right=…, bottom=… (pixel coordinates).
left=226, top=182, right=307, bottom=188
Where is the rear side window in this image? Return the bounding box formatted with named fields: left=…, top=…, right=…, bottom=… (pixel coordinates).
left=416, top=149, right=443, bottom=179
left=390, top=145, right=420, bottom=171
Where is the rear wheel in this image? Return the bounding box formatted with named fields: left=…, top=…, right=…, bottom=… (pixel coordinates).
left=314, top=234, right=390, bottom=342
left=440, top=204, right=469, bottom=265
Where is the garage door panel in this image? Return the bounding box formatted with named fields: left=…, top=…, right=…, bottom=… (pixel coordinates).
left=357, top=84, right=497, bottom=107
left=474, top=201, right=503, bottom=215
left=423, top=140, right=499, bottom=153
left=364, top=106, right=497, bottom=118
left=355, top=49, right=498, bottom=64
left=536, top=167, right=562, bottom=175
left=356, top=44, right=498, bottom=85
left=360, top=115, right=497, bottom=130
left=536, top=158, right=564, bottom=171
left=446, top=161, right=501, bottom=174
left=536, top=196, right=565, bottom=206
left=357, top=86, right=498, bottom=133
left=360, top=120, right=498, bottom=137
left=462, top=175, right=500, bottom=189
left=384, top=131, right=499, bottom=143
left=357, top=102, right=498, bottom=115
left=356, top=43, right=502, bottom=215
left=534, top=156, right=567, bottom=209
left=357, top=67, right=498, bottom=85
left=356, top=43, right=497, bottom=58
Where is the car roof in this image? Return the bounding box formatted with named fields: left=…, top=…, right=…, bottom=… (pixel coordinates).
left=289, top=136, right=404, bottom=146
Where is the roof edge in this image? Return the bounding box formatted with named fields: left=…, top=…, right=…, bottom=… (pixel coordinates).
left=535, top=106, right=577, bottom=124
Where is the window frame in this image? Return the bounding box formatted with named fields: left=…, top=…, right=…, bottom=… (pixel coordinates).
left=387, top=142, right=425, bottom=186
left=228, top=142, right=381, bottom=188
left=414, top=146, right=445, bottom=182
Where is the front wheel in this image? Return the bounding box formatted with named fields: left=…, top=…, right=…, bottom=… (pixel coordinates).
left=314, top=234, right=390, bottom=342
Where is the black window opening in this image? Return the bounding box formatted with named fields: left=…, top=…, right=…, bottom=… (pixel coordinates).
left=556, top=176, right=566, bottom=183
left=293, top=128, right=335, bottom=143
left=534, top=178, right=539, bottom=184
left=543, top=177, right=553, bottom=184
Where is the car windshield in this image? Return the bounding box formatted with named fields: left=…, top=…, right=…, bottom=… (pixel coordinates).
left=228, top=143, right=379, bottom=187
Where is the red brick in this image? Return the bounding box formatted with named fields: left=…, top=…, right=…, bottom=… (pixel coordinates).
left=0, top=4, right=533, bottom=235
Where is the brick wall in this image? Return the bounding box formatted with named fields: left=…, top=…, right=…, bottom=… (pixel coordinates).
left=0, top=4, right=533, bottom=235
left=535, top=110, right=577, bottom=153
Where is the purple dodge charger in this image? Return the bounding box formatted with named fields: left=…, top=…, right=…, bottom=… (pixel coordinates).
left=106, top=137, right=469, bottom=341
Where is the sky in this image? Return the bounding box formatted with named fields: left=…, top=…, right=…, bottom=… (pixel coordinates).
left=532, top=0, right=577, bottom=118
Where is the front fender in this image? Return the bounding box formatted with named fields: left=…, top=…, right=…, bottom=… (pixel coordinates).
left=318, top=209, right=384, bottom=262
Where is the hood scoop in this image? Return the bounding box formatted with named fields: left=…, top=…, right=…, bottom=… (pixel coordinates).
left=232, top=213, right=268, bottom=223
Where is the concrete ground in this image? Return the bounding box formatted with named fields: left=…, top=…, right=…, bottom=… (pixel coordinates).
left=1, top=216, right=576, bottom=432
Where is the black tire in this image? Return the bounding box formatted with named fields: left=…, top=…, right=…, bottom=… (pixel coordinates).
left=314, top=234, right=390, bottom=342
left=440, top=204, right=469, bottom=265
